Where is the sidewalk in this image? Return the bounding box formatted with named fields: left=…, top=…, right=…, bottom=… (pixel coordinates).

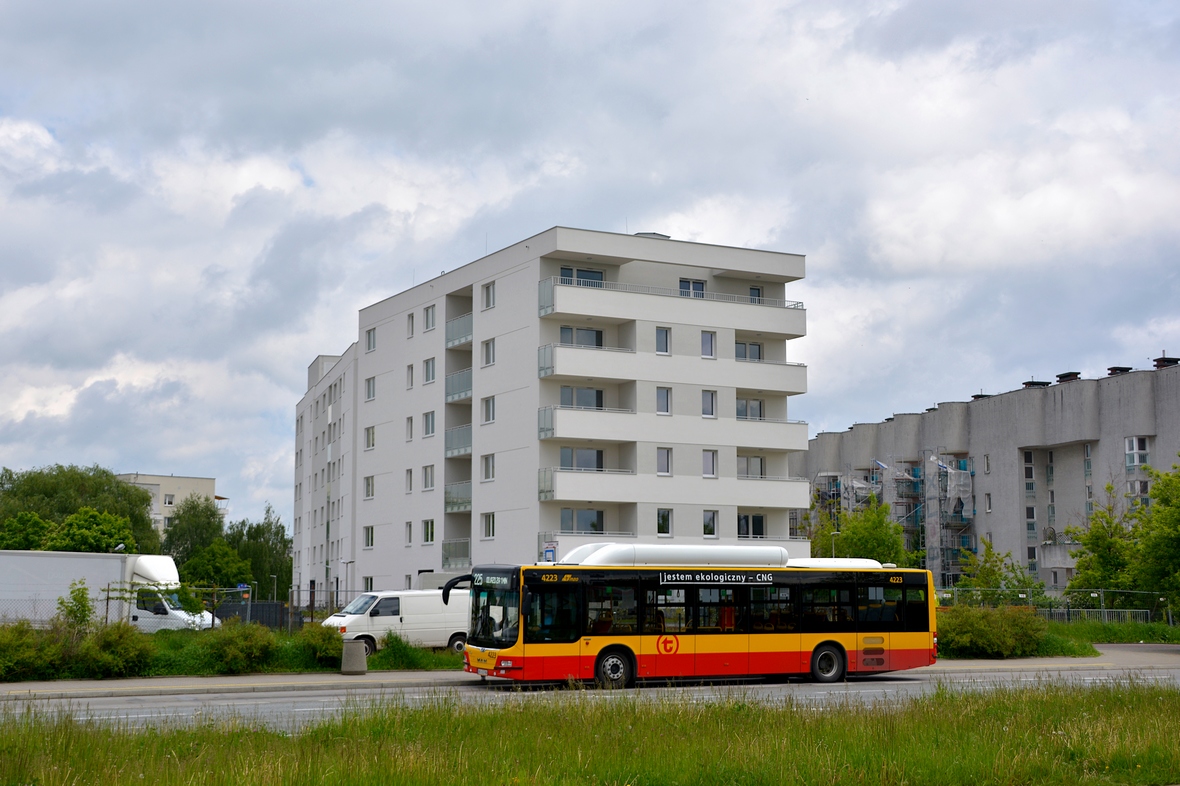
left=0, top=669, right=481, bottom=702
left=921, top=643, right=1180, bottom=673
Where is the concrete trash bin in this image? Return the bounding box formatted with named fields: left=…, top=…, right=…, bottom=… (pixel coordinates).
left=341, top=639, right=367, bottom=675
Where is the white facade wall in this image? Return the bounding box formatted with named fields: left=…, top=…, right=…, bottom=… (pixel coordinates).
left=116, top=473, right=221, bottom=534
left=294, top=227, right=813, bottom=597
left=790, top=363, right=1180, bottom=589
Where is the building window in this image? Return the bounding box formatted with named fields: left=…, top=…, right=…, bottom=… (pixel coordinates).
left=482, top=281, right=496, bottom=310
left=561, top=386, right=603, bottom=409
left=679, top=278, right=705, bottom=298
left=406, top=416, right=413, bottom=441
left=164, top=494, right=175, bottom=506
left=363, top=576, right=374, bottom=592
left=983, top=454, right=990, bottom=474
left=657, top=508, right=672, bottom=536
left=1024, top=450, right=1033, bottom=465
left=656, top=387, right=672, bottom=415
left=560, top=325, right=603, bottom=347
left=482, top=338, right=496, bottom=367
left=406, top=364, right=414, bottom=388
left=423, top=464, right=435, bottom=491
left=482, top=454, right=495, bottom=481
left=737, top=455, right=764, bottom=479
left=738, top=514, right=765, bottom=538
left=1125, top=437, right=1150, bottom=469
left=1084, top=443, right=1092, bottom=458
left=1024, top=465, right=1034, bottom=480
left=482, top=512, right=496, bottom=539
left=424, top=305, right=436, bottom=331
left=405, top=521, right=412, bottom=545
left=482, top=396, right=496, bottom=423
left=701, top=331, right=716, bottom=358
left=407, top=313, right=415, bottom=337
left=364, top=476, right=375, bottom=499
left=656, top=327, right=670, bottom=355
left=1027, top=546, right=1037, bottom=562
left=422, top=519, right=435, bottom=544
left=749, top=286, right=762, bottom=302
left=736, top=398, right=763, bottom=420
left=560, top=447, right=602, bottom=470
left=363, top=526, right=374, bottom=548
left=404, top=574, right=413, bottom=590
left=703, top=510, right=717, bottom=538
left=365, top=376, right=376, bottom=400
left=984, top=493, right=992, bottom=513
left=423, top=411, right=435, bottom=437
left=1086, top=484, right=1094, bottom=500
left=405, top=469, right=413, bottom=493
left=702, top=390, right=717, bottom=417
left=702, top=450, right=718, bottom=478
left=364, top=426, right=375, bottom=450
left=560, top=508, right=604, bottom=533
left=365, top=328, right=376, bottom=352
left=657, top=447, right=672, bottom=476
left=424, top=357, right=435, bottom=384
left=735, top=342, right=762, bottom=361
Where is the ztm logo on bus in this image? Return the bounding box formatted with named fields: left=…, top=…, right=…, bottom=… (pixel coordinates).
left=657, top=635, right=679, bottom=655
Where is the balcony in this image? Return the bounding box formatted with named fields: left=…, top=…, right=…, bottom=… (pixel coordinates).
left=445, top=313, right=473, bottom=348
left=444, top=481, right=471, bottom=512
left=537, top=405, right=634, bottom=440
left=445, top=424, right=472, bottom=457
left=538, top=343, right=806, bottom=394
left=539, top=277, right=806, bottom=338
left=442, top=538, right=471, bottom=569
left=537, top=467, right=809, bottom=508
left=445, top=368, right=472, bottom=402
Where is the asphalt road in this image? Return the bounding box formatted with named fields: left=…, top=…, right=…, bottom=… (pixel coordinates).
left=4, top=644, right=1178, bottom=732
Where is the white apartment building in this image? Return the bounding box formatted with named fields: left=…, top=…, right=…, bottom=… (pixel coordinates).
left=293, top=227, right=812, bottom=598
left=789, top=357, right=1180, bottom=589
left=115, top=473, right=225, bottom=534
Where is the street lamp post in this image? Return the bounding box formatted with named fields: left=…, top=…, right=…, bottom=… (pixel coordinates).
left=830, top=530, right=841, bottom=558
left=341, top=560, right=355, bottom=604
left=270, top=574, right=278, bottom=602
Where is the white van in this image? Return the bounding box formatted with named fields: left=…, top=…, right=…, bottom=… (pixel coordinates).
left=322, top=589, right=470, bottom=656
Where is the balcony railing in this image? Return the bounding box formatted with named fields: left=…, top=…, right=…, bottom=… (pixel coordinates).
left=445, top=313, right=473, bottom=348
left=538, top=342, right=635, bottom=377
left=736, top=474, right=808, bottom=482
left=735, top=357, right=806, bottom=368
left=736, top=415, right=808, bottom=424
left=445, top=424, right=472, bottom=457
left=538, top=466, right=635, bottom=500
left=538, top=405, right=635, bottom=439
left=442, top=538, right=471, bottom=569
left=539, top=276, right=804, bottom=316
left=737, top=534, right=810, bottom=542
left=444, top=481, right=472, bottom=512
left=445, top=368, right=472, bottom=402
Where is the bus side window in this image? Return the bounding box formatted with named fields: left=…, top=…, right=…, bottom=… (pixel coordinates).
left=904, top=588, right=929, bottom=632
left=857, top=585, right=904, bottom=632
left=524, top=586, right=580, bottom=643
left=585, top=581, right=638, bottom=636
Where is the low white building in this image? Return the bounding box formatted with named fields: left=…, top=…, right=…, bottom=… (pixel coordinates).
left=293, top=227, right=813, bottom=598
left=115, top=473, right=225, bottom=534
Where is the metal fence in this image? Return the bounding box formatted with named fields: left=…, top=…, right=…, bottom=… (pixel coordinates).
left=936, top=586, right=1175, bottom=625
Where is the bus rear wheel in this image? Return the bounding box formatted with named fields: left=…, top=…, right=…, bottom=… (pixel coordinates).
left=595, top=649, right=633, bottom=689
left=810, top=644, right=845, bottom=683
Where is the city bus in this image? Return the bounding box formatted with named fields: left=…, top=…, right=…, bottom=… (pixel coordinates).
left=443, top=543, right=936, bottom=688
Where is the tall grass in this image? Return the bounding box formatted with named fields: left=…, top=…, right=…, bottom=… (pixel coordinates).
left=1047, top=620, right=1180, bottom=645
left=0, top=681, right=1176, bottom=784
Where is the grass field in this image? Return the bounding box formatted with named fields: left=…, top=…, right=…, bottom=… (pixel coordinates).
left=1, top=681, right=1177, bottom=785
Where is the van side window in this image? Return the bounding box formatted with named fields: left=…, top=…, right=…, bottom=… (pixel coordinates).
left=136, top=589, right=163, bottom=612
left=372, top=597, right=400, bottom=616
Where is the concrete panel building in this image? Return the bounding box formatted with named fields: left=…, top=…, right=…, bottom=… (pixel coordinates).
left=115, top=473, right=225, bottom=534
left=293, top=227, right=813, bottom=598
left=789, top=359, right=1180, bottom=589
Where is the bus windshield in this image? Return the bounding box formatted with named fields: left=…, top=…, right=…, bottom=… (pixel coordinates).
left=469, top=574, right=520, bottom=649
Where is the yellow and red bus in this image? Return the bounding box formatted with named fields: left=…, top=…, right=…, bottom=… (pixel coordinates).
left=445, top=543, right=936, bottom=687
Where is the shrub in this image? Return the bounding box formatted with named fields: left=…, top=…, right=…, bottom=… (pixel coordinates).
left=78, top=623, right=156, bottom=678
left=205, top=619, right=277, bottom=674
left=298, top=623, right=343, bottom=667
left=0, top=621, right=43, bottom=682
left=367, top=632, right=463, bottom=671
left=937, top=605, right=1047, bottom=658
left=55, top=580, right=94, bottom=639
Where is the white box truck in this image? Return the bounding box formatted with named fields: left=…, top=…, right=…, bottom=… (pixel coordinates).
left=0, top=549, right=215, bottom=632
left=322, top=589, right=471, bottom=656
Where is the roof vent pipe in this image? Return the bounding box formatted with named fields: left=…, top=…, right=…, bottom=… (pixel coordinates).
left=1154, top=353, right=1179, bottom=369
left=1108, top=366, right=1132, bottom=376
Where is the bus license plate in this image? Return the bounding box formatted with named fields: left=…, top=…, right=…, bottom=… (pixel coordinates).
left=478, top=668, right=488, bottom=676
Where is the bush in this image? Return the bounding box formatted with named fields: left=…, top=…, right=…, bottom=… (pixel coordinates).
left=367, top=632, right=463, bottom=671
left=78, top=623, right=156, bottom=678
left=205, top=619, right=276, bottom=674
left=0, top=621, right=43, bottom=682
left=298, top=623, right=343, bottom=667
left=937, top=605, right=1047, bottom=658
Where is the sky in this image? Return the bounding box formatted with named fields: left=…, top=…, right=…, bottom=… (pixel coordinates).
left=1, top=1, right=1178, bottom=528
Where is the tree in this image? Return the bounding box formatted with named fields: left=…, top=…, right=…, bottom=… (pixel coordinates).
left=180, top=539, right=253, bottom=588
left=0, top=511, right=51, bottom=550
left=0, top=464, right=157, bottom=553
left=1066, top=484, right=1140, bottom=599
left=1136, top=461, right=1180, bottom=604
left=223, top=503, right=293, bottom=601
left=162, top=494, right=224, bottom=566
left=957, top=537, right=1046, bottom=605
left=807, top=495, right=912, bottom=565
left=42, top=507, right=136, bottom=554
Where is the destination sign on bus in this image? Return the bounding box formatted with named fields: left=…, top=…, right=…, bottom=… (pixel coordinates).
left=659, top=571, right=777, bottom=585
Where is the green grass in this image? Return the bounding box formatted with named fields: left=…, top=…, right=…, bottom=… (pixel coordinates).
left=1034, top=631, right=1100, bottom=658
left=1047, top=620, right=1180, bottom=645
left=0, top=681, right=1177, bottom=784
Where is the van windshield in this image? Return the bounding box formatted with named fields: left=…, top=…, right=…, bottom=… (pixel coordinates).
left=341, top=594, right=377, bottom=615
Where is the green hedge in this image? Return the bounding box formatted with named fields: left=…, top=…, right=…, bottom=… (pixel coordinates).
left=937, top=605, right=1047, bottom=658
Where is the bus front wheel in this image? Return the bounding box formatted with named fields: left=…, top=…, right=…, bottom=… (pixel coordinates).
left=810, top=644, right=845, bottom=683
left=595, top=649, right=634, bottom=689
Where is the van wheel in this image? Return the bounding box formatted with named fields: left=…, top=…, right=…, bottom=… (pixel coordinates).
left=359, top=637, right=377, bottom=657
left=447, top=633, right=466, bottom=654
left=595, top=649, right=633, bottom=689
left=810, top=644, right=845, bottom=683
